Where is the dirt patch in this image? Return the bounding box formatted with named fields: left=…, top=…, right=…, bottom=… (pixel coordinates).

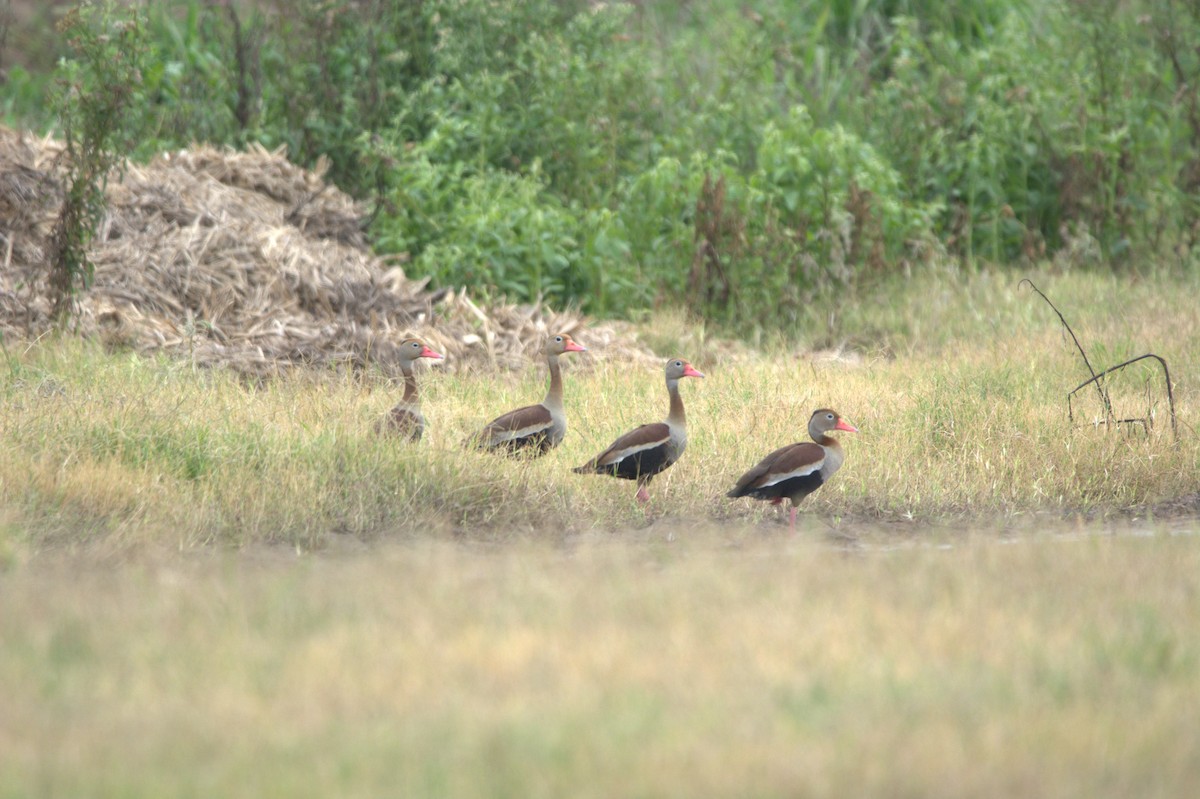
left=0, top=126, right=653, bottom=377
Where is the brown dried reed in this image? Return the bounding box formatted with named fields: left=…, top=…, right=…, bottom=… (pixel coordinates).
left=0, top=126, right=651, bottom=378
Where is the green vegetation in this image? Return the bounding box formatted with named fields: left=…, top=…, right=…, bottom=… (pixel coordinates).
left=45, top=1, right=148, bottom=318
left=5, top=0, right=1200, bottom=329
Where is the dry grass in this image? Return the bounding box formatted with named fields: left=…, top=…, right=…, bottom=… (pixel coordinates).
left=1, top=531, right=1198, bottom=797
left=0, top=126, right=652, bottom=377
left=1, top=266, right=1198, bottom=555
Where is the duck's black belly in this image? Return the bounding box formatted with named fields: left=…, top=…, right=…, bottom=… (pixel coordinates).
left=604, top=445, right=672, bottom=482
left=495, top=430, right=554, bottom=456
left=746, top=472, right=824, bottom=502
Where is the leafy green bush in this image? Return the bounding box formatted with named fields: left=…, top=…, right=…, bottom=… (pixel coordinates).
left=651, top=109, right=936, bottom=330
left=861, top=5, right=1187, bottom=264
left=0, top=65, right=44, bottom=128
left=395, top=1, right=652, bottom=207
left=752, top=106, right=933, bottom=264
left=126, top=0, right=445, bottom=184
left=48, top=1, right=149, bottom=319
left=608, top=155, right=703, bottom=301
left=1049, top=0, right=1184, bottom=262
left=8, top=0, right=1200, bottom=334
left=375, top=153, right=601, bottom=309
left=137, top=2, right=248, bottom=149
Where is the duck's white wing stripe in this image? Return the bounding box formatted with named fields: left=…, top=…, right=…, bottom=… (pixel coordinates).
left=755, top=459, right=824, bottom=488
left=600, top=436, right=670, bottom=466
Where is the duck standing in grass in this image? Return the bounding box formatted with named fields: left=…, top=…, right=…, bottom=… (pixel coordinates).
left=375, top=338, right=444, bottom=441
left=726, top=408, right=857, bottom=530
left=573, top=358, right=704, bottom=503
left=471, top=333, right=587, bottom=455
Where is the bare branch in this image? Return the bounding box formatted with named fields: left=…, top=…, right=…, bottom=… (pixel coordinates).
left=1067, top=353, right=1178, bottom=442
left=1020, top=278, right=1114, bottom=423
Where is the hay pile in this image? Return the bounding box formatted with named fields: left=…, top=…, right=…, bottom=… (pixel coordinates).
left=0, top=126, right=651, bottom=376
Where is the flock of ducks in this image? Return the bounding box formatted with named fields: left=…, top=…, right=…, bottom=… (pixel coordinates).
left=381, top=333, right=857, bottom=530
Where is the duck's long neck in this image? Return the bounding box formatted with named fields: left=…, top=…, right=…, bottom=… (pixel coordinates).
left=810, top=423, right=843, bottom=455
left=401, top=361, right=419, bottom=406
left=815, top=433, right=842, bottom=453
left=813, top=429, right=845, bottom=474
left=666, top=378, right=686, bottom=428
left=543, top=353, right=564, bottom=409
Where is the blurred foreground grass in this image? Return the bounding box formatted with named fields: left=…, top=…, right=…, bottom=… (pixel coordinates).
left=1, top=530, right=1198, bottom=797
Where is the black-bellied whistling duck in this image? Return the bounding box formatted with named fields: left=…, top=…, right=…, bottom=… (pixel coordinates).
left=573, top=358, right=704, bottom=503
left=376, top=338, right=444, bottom=441
left=727, top=408, right=857, bottom=530
left=472, top=333, right=587, bottom=455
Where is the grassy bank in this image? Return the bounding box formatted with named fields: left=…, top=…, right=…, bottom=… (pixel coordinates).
left=1, top=530, right=1198, bottom=796
left=1, top=266, right=1198, bottom=797
left=1, top=267, right=1198, bottom=556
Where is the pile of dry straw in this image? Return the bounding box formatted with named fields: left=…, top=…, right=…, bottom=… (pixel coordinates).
left=0, top=126, right=650, bottom=377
